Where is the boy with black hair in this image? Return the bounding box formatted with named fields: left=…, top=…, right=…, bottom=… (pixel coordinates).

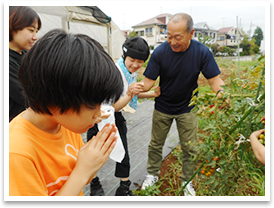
left=9, top=29, right=123, bottom=196
left=87, top=37, right=160, bottom=196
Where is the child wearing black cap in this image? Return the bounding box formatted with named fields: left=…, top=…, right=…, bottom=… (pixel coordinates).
left=87, top=37, right=160, bottom=196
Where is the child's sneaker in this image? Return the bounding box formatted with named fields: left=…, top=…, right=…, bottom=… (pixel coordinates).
left=141, top=174, right=158, bottom=190
left=90, top=176, right=105, bottom=196
left=115, top=180, right=135, bottom=196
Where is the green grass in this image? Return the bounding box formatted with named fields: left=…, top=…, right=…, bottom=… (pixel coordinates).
left=215, top=58, right=257, bottom=72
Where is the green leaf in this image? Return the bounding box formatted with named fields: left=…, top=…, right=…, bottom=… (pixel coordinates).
left=190, top=95, right=197, bottom=102
left=205, top=178, right=215, bottom=185
left=192, top=87, right=199, bottom=96
left=189, top=101, right=196, bottom=107
left=207, top=151, right=214, bottom=162
left=218, top=159, right=227, bottom=165
left=207, top=160, right=216, bottom=167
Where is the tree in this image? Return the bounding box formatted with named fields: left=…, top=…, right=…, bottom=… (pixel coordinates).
left=240, top=35, right=252, bottom=55
left=128, top=30, right=138, bottom=38
left=219, top=46, right=230, bottom=54
left=210, top=43, right=219, bottom=55
left=252, top=26, right=263, bottom=47
left=198, top=34, right=212, bottom=46
left=250, top=38, right=260, bottom=54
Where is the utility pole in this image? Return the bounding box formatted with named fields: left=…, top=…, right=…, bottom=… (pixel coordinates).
left=237, top=16, right=240, bottom=79
left=249, top=21, right=252, bottom=40
left=221, top=17, right=228, bottom=28
left=248, top=21, right=256, bottom=41
left=123, top=13, right=125, bottom=30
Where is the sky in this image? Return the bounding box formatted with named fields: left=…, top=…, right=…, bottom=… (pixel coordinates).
left=4, top=0, right=268, bottom=37
left=93, top=0, right=267, bottom=38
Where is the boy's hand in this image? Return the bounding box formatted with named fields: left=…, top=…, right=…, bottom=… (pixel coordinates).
left=250, top=129, right=265, bottom=165
left=250, top=129, right=265, bottom=140
left=74, top=123, right=117, bottom=182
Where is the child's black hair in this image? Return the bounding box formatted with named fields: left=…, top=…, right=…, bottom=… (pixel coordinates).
left=19, top=29, right=123, bottom=115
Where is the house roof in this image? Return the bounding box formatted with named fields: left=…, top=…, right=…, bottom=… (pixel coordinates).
left=194, top=22, right=217, bottom=31
left=133, top=14, right=218, bottom=32
left=122, top=30, right=130, bottom=36
left=132, top=13, right=172, bottom=27
left=194, top=22, right=207, bottom=28
left=218, top=27, right=233, bottom=33
left=218, top=26, right=245, bottom=36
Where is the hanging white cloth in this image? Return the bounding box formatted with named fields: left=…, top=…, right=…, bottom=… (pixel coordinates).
left=97, top=104, right=125, bottom=163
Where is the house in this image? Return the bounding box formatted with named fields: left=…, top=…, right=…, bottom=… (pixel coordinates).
left=30, top=6, right=126, bottom=62
left=216, top=27, right=245, bottom=47
left=132, top=13, right=173, bottom=48
left=122, top=30, right=130, bottom=39
left=193, top=22, right=218, bottom=44
left=132, top=14, right=217, bottom=48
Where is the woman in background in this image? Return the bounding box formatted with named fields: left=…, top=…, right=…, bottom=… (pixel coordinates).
left=9, top=6, right=42, bottom=122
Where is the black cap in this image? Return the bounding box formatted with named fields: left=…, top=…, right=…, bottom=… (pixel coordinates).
left=122, top=37, right=150, bottom=61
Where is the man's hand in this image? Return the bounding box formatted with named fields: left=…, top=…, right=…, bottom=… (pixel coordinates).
left=216, top=89, right=224, bottom=98
left=154, top=85, right=161, bottom=97
left=207, top=75, right=225, bottom=94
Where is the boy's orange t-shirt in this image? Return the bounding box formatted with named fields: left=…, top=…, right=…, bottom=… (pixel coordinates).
left=9, top=112, right=84, bottom=196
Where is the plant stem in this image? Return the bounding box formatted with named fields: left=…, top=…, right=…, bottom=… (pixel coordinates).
left=228, top=92, right=265, bottom=134
left=185, top=92, right=265, bottom=196
left=177, top=161, right=206, bottom=196
left=241, top=67, right=265, bottom=160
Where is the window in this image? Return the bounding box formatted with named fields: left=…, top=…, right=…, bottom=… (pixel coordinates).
left=160, top=27, right=167, bottom=34
left=146, top=27, right=153, bottom=36
left=217, top=36, right=225, bottom=41
left=136, top=30, right=144, bottom=36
